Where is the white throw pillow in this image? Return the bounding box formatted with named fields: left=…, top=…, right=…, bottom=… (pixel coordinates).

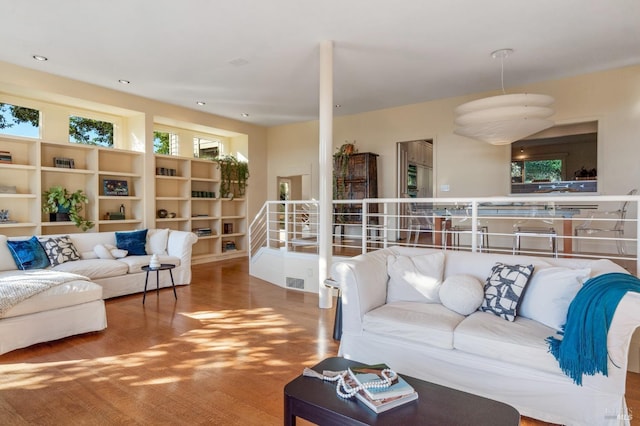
left=110, top=248, right=128, bottom=259
left=519, top=267, right=591, bottom=330
left=439, top=274, right=484, bottom=316
left=95, top=244, right=128, bottom=259
left=386, top=252, right=445, bottom=303
left=146, top=228, right=170, bottom=255
left=94, top=244, right=115, bottom=259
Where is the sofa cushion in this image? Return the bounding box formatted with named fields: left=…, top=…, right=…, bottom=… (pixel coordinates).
left=0, top=270, right=102, bottom=319
left=519, top=267, right=591, bottom=331
left=363, top=301, right=464, bottom=349
left=51, top=258, right=129, bottom=279
left=454, top=311, right=562, bottom=375
left=0, top=235, right=17, bottom=271
left=443, top=251, right=551, bottom=282
left=38, top=235, right=81, bottom=266
left=386, top=252, right=444, bottom=304
left=146, top=228, right=169, bottom=255
left=479, top=262, right=534, bottom=321
left=7, top=236, right=50, bottom=270
left=439, top=274, right=484, bottom=316
left=115, top=229, right=148, bottom=256
left=117, top=255, right=181, bottom=274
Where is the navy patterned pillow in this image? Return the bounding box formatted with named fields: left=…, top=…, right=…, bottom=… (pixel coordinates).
left=480, top=262, right=534, bottom=321
left=7, top=236, right=51, bottom=270
left=115, top=229, right=148, bottom=256
left=38, top=235, right=81, bottom=266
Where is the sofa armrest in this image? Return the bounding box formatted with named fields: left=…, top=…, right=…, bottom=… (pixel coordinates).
left=330, top=251, right=389, bottom=335
left=608, top=291, right=640, bottom=370
left=167, top=230, right=198, bottom=266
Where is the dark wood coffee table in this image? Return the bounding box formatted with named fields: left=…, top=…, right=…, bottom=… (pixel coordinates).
left=284, top=357, right=519, bottom=426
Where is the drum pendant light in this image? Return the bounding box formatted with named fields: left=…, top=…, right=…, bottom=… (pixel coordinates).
left=454, top=49, right=555, bottom=145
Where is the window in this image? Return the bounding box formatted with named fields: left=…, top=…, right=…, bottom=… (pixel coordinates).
left=511, top=122, right=597, bottom=193
left=0, top=102, right=40, bottom=138
left=69, top=115, right=114, bottom=147
left=154, top=131, right=178, bottom=155
left=193, top=137, right=220, bottom=159
left=511, top=159, right=563, bottom=183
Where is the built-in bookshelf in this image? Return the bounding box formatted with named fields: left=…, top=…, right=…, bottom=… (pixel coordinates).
left=0, top=136, right=39, bottom=236
left=97, top=148, right=144, bottom=232
left=154, top=155, right=247, bottom=263
left=0, top=135, right=146, bottom=236
left=0, top=135, right=248, bottom=263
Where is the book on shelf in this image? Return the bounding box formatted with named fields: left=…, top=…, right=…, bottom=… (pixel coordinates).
left=344, top=371, right=418, bottom=414
left=348, top=364, right=415, bottom=400
left=193, top=227, right=212, bottom=237
left=0, top=150, right=12, bottom=163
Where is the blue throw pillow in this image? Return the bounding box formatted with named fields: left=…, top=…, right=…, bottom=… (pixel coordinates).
left=7, top=236, right=51, bottom=270
left=115, top=229, right=148, bottom=256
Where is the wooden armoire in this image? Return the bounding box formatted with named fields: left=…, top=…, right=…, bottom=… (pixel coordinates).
left=333, top=152, right=378, bottom=224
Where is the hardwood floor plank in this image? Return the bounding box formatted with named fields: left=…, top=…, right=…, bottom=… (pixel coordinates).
left=0, top=258, right=637, bottom=425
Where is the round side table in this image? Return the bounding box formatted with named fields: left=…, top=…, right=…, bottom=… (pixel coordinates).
left=141, top=263, right=177, bottom=304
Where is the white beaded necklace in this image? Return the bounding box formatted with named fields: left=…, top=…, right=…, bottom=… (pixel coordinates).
left=303, top=367, right=398, bottom=399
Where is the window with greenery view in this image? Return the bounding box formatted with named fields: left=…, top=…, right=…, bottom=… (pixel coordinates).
left=0, top=102, right=40, bottom=138
left=154, top=131, right=179, bottom=155
left=69, top=116, right=113, bottom=147
left=511, top=159, right=562, bottom=183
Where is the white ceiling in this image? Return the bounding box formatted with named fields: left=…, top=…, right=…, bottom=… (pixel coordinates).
left=1, top=0, right=639, bottom=127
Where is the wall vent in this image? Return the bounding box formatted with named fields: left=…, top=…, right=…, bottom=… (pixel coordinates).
left=286, top=277, right=305, bottom=290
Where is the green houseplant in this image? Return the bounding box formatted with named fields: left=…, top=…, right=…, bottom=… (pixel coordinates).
left=217, top=155, right=237, bottom=198
left=333, top=141, right=357, bottom=223
left=42, top=185, right=94, bottom=231
left=216, top=155, right=250, bottom=198
left=236, top=160, right=249, bottom=196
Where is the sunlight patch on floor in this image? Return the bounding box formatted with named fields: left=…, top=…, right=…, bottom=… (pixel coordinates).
left=0, top=305, right=323, bottom=392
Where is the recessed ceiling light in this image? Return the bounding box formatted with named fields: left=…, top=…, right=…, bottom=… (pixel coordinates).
left=32, top=55, right=48, bottom=61
left=241, top=113, right=249, bottom=117
left=229, top=58, right=249, bottom=67
left=196, top=101, right=206, bottom=106
left=118, top=79, right=130, bottom=85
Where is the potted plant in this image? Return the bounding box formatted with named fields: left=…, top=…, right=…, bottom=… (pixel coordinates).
left=216, top=154, right=237, bottom=198
left=236, top=160, right=249, bottom=196
left=42, top=185, right=94, bottom=231
left=333, top=141, right=357, bottom=223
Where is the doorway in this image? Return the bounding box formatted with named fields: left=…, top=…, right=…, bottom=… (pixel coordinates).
left=397, top=140, right=434, bottom=242
left=397, top=140, right=433, bottom=198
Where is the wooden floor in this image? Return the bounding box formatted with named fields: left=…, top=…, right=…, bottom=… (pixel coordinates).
left=0, top=258, right=638, bottom=425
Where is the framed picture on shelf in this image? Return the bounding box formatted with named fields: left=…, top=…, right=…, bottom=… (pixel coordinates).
left=103, top=179, right=129, bottom=196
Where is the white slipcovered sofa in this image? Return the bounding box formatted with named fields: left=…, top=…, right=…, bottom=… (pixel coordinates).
left=331, top=246, right=640, bottom=425
left=0, top=229, right=198, bottom=355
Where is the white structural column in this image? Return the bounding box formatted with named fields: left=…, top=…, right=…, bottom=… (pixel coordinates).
left=318, top=40, right=333, bottom=309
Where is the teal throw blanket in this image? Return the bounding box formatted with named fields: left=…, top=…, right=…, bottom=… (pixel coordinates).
left=547, top=272, right=640, bottom=386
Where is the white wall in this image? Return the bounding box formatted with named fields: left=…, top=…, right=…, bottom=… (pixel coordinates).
left=266, top=65, right=640, bottom=201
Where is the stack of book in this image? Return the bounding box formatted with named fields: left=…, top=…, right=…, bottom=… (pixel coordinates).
left=193, top=227, right=212, bottom=237
left=346, top=364, right=418, bottom=413
left=0, top=151, right=12, bottom=164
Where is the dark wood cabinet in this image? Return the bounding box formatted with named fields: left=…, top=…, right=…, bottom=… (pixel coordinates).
left=333, top=152, right=378, bottom=224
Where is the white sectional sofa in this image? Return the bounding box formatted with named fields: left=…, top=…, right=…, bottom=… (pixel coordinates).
left=0, top=229, right=198, bottom=355
left=331, top=246, right=640, bottom=426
